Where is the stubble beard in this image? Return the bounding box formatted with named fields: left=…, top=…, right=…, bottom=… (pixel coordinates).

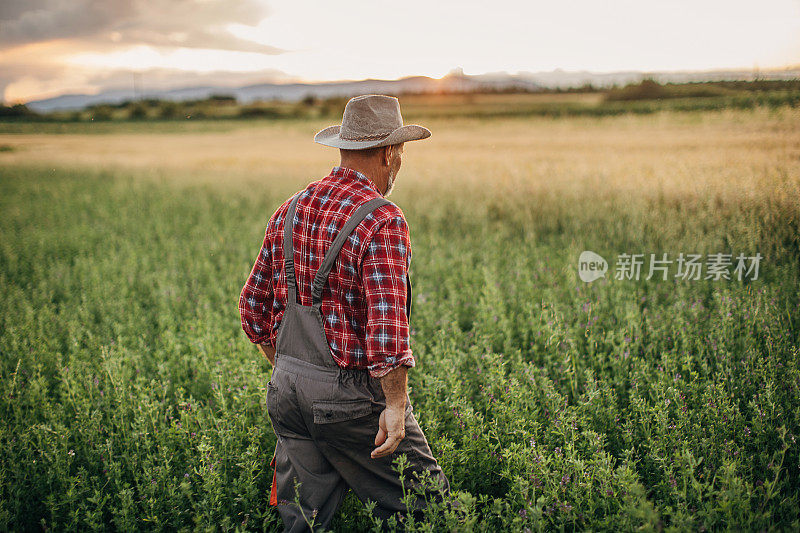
left=385, top=169, right=396, bottom=196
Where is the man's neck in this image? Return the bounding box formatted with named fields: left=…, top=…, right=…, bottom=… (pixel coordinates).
left=339, top=161, right=387, bottom=195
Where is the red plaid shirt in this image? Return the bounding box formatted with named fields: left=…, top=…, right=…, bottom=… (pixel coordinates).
left=239, top=166, right=414, bottom=378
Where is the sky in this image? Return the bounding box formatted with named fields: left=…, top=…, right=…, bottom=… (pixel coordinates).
left=2, top=0, right=799, bottom=103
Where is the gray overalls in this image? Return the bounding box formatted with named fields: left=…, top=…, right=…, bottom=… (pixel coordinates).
left=267, top=192, right=450, bottom=532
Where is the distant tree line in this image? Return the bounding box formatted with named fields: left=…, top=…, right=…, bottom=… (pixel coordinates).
left=1, top=79, right=798, bottom=122
left=0, top=103, right=37, bottom=118
left=605, top=78, right=800, bottom=101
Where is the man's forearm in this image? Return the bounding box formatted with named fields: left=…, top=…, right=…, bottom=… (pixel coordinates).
left=371, top=364, right=409, bottom=458
left=380, top=365, right=408, bottom=411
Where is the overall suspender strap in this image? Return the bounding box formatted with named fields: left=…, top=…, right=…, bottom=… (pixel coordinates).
left=283, top=192, right=303, bottom=305
left=311, top=197, right=391, bottom=308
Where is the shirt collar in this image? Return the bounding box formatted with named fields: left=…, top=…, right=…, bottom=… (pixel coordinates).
left=330, top=166, right=384, bottom=197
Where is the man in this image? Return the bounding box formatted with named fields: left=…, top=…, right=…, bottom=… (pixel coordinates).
left=239, top=94, right=450, bottom=531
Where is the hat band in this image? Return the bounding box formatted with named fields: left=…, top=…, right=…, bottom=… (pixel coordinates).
left=339, top=129, right=393, bottom=141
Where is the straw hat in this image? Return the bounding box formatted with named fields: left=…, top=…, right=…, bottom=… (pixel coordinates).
left=314, top=94, right=431, bottom=149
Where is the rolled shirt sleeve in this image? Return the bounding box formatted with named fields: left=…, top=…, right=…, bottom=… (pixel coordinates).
left=239, top=225, right=275, bottom=346
left=361, top=214, right=415, bottom=379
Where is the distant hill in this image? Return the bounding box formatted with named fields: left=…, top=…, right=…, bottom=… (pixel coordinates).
left=24, top=67, right=800, bottom=112
left=25, top=72, right=542, bottom=112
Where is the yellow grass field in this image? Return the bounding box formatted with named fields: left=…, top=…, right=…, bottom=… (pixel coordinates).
left=2, top=108, right=798, bottom=205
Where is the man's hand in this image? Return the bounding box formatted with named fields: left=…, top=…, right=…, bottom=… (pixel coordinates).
left=257, top=343, right=276, bottom=366
left=371, top=365, right=408, bottom=459
left=372, top=406, right=406, bottom=458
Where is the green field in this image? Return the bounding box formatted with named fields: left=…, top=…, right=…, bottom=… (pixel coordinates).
left=1, top=105, right=799, bottom=531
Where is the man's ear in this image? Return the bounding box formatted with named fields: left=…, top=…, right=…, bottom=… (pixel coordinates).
left=383, top=146, right=391, bottom=166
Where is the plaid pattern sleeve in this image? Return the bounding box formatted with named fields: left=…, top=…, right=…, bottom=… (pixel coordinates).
left=238, top=220, right=276, bottom=346
left=361, top=215, right=415, bottom=379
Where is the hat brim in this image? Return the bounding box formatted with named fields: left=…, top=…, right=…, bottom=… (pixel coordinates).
left=314, top=124, right=431, bottom=149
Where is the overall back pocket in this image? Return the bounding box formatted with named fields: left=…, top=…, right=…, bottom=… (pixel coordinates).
left=312, top=398, right=374, bottom=425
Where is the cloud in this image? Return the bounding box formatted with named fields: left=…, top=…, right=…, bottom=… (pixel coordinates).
left=0, top=0, right=282, bottom=54
left=0, top=0, right=287, bottom=102
left=1, top=55, right=295, bottom=103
